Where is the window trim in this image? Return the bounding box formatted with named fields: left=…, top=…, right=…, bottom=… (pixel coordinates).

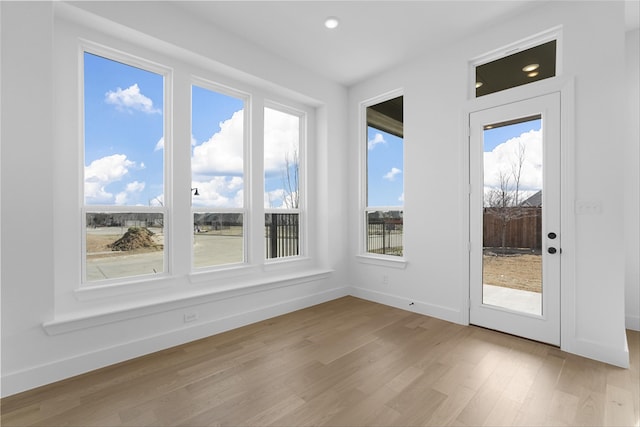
left=359, top=89, right=405, bottom=261
left=57, top=25, right=316, bottom=301
left=469, top=26, right=563, bottom=99
left=80, top=41, right=173, bottom=286
left=190, top=77, right=251, bottom=272
left=263, top=100, right=307, bottom=262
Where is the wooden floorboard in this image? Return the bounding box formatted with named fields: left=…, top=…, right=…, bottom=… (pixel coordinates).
left=2, top=296, right=639, bottom=426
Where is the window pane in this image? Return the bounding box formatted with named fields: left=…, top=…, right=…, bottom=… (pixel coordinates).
left=84, top=52, right=164, bottom=206
left=482, top=116, right=543, bottom=314
left=366, top=210, right=403, bottom=257
left=475, top=40, right=556, bottom=97
left=193, top=213, right=244, bottom=268
left=265, top=213, right=299, bottom=259
left=366, top=96, right=403, bottom=208
left=85, top=212, right=164, bottom=282
left=264, top=107, right=299, bottom=209
left=191, top=85, right=244, bottom=208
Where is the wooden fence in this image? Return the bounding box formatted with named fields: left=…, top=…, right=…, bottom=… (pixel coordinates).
left=483, top=207, right=542, bottom=250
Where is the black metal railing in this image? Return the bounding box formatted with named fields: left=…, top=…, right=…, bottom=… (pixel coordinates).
left=265, top=213, right=299, bottom=259
left=367, top=217, right=403, bottom=256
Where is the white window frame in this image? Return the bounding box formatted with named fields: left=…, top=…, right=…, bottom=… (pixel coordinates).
left=263, top=100, right=307, bottom=262
left=190, top=77, right=250, bottom=272
left=53, top=16, right=317, bottom=304
left=80, top=41, right=173, bottom=287
left=469, top=26, right=563, bottom=99
left=359, top=89, right=406, bottom=265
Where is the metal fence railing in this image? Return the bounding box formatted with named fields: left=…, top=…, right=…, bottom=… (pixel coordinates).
left=367, top=217, right=403, bottom=256
left=265, top=213, right=299, bottom=259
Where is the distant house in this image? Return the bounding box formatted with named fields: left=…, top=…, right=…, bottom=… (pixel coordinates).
left=520, top=190, right=542, bottom=207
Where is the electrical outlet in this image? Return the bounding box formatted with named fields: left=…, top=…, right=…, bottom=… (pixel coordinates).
left=382, top=275, right=389, bottom=285
left=184, top=312, right=199, bottom=323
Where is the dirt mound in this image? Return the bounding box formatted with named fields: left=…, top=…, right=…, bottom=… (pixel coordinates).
left=110, top=227, right=161, bottom=252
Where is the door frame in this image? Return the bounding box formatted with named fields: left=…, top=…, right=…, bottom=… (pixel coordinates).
left=468, top=93, right=561, bottom=345
left=460, top=77, right=576, bottom=352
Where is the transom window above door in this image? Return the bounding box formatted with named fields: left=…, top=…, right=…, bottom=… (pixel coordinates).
left=475, top=39, right=557, bottom=97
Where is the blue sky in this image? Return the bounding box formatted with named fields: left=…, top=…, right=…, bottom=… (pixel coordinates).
left=483, top=118, right=541, bottom=151
left=191, top=85, right=245, bottom=208
left=367, top=127, right=404, bottom=207
left=84, top=53, right=299, bottom=209
left=84, top=51, right=542, bottom=210
left=84, top=52, right=164, bottom=206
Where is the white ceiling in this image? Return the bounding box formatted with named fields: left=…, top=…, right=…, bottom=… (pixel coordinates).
left=174, top=1, right=639, bottom=87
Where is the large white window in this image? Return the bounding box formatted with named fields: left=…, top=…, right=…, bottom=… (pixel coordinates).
left=364, top=94, right=404, bottom=257
left=264, top=105, right=304, bottom=259
left=191, top=83, right=247, bottom=269
left=83, top=50, right=170, bottom=283
left=78, top=39, right=310, bottom=289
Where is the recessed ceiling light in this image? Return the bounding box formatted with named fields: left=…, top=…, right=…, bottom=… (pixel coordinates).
left=522, top=63, right=539, bottom=72
left=527, top=71, right=539, bottom=78
left=324, top=17, right=339, bottom=29
left=475, top=81, right=483, bottom=88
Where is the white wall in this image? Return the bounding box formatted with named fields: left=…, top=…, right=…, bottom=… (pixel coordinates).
left=1, top=1, right=349, bottom=397
left=625, top=28, right=640, bottom=331
left=1, top=0, right=635, bottom=398
left=348, top=1, right=630, bottom=367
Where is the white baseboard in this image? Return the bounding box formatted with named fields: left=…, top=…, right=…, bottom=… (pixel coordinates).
left=564, top=336, right=630, bottom=369
left=348, top=286, right=465, bottom=325
left=1, top=286, right=349, bottom=398
left=626, top=314, right=640, bottom=331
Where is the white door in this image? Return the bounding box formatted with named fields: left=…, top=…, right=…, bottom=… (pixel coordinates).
left=469, top=93, right=561, bottom=345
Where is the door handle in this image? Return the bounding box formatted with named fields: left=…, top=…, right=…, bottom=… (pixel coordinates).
left=548, top=247, right=557, bottom=254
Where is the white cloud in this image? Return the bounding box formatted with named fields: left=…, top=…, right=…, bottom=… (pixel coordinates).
left=125, top=180, right=145, bottom=193
left=192, top=110, right=244, bottom=177
left=483, top=129, right=542, bottom=193
left=114, top=192, right=128, bottom=205
left=191, top=176, right=244, bottom=208
left=264, top=108, right=299, bottom=174
left=264, top=188, right=298, bottom=209
left=398, top=192, right=404, bottom=203
left=85, top=154, right=133, bottom=184
left=149, top=193, right=164, bottom=207
left=105, top=83, right=161, bottom=114
left=192, top=108, right=299, bottom=181
left=383, top=167, right=402, bottom=181
left=85, top=154, right=139, bottom=203
left=265, top=188, right=285, bottom=209
left=368, top=133, right=386, bottom=150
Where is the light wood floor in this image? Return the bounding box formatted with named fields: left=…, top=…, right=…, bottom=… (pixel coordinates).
left=2, top=296, right=639, bottom=426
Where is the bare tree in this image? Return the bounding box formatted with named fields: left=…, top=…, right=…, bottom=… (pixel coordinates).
left=485, top=171, right=515, bottom=253
left=511, top=141, right=526, bottom=206
left=484, top=142, right=536, bottom=254
left=281, top=149, right=299, bottom=209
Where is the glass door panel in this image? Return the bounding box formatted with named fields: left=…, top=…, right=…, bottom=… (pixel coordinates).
left=469, top=93, right=560, bottom=346
left=482, top=116, right=543, bottom=315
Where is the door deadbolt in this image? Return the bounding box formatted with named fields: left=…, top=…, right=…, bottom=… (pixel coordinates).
left=548, top=247, right=557, bottom=254
left=548, top=232, right=557, bottom=239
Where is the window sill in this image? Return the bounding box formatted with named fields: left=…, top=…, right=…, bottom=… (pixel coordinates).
left=263, top=256, right=313, bottom=272
left=44, top=268, right=333, bottom=336
left=188, top=264, right=260, bottom=284
left=356, top=254, right=408, bottom=269
left=75, top=274, right=175, bottom=302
